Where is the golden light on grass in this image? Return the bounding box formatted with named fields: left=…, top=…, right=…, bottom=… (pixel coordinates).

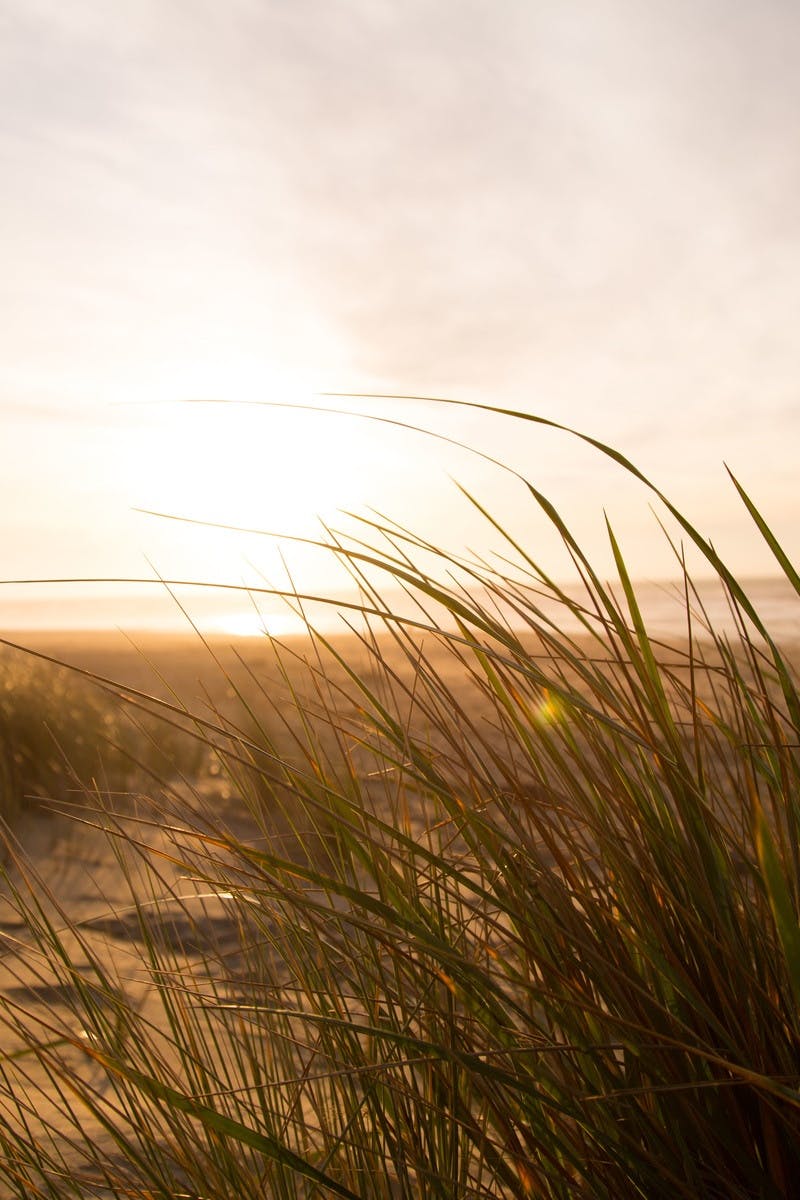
left=1, top=409, right=798, bottom=1198
left=534, top=689, right=563, bottom=727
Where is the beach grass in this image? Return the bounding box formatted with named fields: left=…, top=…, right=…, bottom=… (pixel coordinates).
left=0, top=409, right=798, bottom=1197
left=0, top=647, right=206, bottom=827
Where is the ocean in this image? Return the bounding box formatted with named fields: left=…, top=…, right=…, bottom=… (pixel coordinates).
left=0, top=575, right=796, bottom=644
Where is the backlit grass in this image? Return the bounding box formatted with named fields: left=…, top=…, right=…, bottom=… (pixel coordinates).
left=0, top=406, right=797, bottom=1198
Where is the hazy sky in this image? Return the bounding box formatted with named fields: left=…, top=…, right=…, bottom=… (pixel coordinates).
left=1, top=0, right=799, bottom=628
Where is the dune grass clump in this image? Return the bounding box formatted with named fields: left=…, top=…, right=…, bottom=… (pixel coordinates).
left=0, top=409, right=798, bottom=1198
left=0, top=650, right=205, bottom=826
left=0, top=653, right=144, bottom=825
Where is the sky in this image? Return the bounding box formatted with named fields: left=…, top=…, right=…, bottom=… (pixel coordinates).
left=1, top=0, right=799, bottom=631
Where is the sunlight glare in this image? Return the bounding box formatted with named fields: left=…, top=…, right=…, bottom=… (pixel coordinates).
left=115, top=354, right=378, bottom=537
left=211, top=610, right=309, bottom=638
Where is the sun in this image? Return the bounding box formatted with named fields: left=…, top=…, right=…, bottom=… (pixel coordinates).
left=114, top=355, right=378, bottom=536
left=210, top=610, right=310, bottom=639
left=103, top=352, right=406, bottom=626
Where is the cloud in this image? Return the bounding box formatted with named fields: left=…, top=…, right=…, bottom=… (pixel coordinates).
left=1, top=0, right=799, bottom=494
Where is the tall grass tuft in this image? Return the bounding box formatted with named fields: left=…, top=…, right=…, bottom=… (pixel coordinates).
left=0, top=408, right=798, bottom=1198
left=0, top=649, right=205, bottom=826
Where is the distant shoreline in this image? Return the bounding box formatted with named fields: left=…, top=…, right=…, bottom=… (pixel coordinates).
left=1, top=574, right=796, bottom=643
